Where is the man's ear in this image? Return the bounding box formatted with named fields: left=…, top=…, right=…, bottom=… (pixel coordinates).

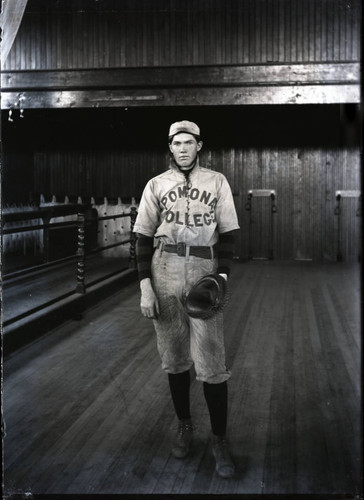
left=197, top=141, right=203, bottom=151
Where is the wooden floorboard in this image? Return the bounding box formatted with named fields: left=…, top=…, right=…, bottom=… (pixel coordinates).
left=3, top=261, right=362, bottom=496
left=2, top=254, right=129, bottom=323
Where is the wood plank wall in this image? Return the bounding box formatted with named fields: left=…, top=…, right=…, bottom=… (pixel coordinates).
left=32, top=148, right=165, bottom=203
left=32, top=145, right=361, bottom=262
left=3, top=0, right=361, bottom=70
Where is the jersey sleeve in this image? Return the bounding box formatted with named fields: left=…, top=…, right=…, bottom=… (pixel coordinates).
left=215, top=175, right=240, bottom=234
left=217, top=230, right=236, bottom=276
left=136, top=234, right=154, bottom=281
left=133, top=179, right=161, bottom=237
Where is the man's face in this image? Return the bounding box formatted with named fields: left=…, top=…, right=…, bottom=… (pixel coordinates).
left=169, top=132, right=203, bottom=170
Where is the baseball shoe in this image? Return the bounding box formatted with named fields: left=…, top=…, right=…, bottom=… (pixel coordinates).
left=212, top=435, right=235, bottom=478
left=171, top=418, right=194, bottom=458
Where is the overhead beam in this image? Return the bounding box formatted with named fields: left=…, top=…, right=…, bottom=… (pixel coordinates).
left=1, top=63, right=359, bottom=89
left=1, top=63, right=360, bottom=108
left=1, top=85, right=359, bottom=108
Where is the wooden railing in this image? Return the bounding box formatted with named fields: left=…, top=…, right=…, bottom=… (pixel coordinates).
left=2, top=203, right=137, bottom=288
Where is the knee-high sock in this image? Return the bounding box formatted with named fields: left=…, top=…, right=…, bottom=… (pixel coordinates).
left=203, top=381, right=228, bottom=436
left=168, top=370, right=191, bottom=420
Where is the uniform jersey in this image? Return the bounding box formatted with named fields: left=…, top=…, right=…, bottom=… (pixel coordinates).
left=133, top=160, right=240, bottom=247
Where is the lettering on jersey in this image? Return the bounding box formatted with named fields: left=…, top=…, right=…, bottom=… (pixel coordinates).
left=178, top=185, right=188, bottom=198
left=160, top=186, right=218, bottom=227
left=164, top=210, right=215, bottom=227
left=160, top=187, right=217, bottom=211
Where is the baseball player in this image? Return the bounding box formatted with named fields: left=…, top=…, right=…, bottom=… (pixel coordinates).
left=133, top=120, right=240, bottom=478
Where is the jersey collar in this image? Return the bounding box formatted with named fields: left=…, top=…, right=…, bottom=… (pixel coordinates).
left=169, top=157, right=201, bottom=178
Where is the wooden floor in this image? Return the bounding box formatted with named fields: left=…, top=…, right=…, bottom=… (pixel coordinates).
left=2, top=254, right=129, bottom=325
left=3, top=261, right=362, bottom=496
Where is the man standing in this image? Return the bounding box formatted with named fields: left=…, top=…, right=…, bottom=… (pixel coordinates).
left=133, top=120, right=239, bottom=478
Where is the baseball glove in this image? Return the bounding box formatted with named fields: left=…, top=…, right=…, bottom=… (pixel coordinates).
left=184, top=273, right=230, bottom=319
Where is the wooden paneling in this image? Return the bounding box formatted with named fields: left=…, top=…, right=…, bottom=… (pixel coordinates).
left=33, top=149, right=167, bottom=202
left=234, top=147, right=361, bottom=262
left=3, top=0, right=361, bottom=71
left=31, top=145, right=361, bottom=262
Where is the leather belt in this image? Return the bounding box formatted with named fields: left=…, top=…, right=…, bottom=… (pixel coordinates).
left=160, top=242, right=215, bottom=259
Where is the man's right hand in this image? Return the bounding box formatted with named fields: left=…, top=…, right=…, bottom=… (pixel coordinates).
left=140, top=278, right=160, bottom=319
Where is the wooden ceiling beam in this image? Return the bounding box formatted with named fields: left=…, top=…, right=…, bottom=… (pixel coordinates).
left=1, top=85, right=359, bottom=109
left=1, top=63, right=359, bottom=90
left=1, top=63, right=360, bottom=108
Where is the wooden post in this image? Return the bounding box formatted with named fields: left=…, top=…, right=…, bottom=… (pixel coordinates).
left=42, top=215, right=51, bottom=263
left=246, top=192, right=253, bottom=260
left=76, top=211, right=86, bottom=294
left=129, top=206, right=137, bottom=269
left=357, top=195, right=361, bottom=262
left=335, top=194, right=343, bottom=262
left=269, top=193, right=277, bottom=260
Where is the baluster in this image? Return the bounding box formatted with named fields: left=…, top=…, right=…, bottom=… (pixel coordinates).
left=76, top=211, right=86, bottom=294
left=42, top=214, right=51, bottom=263
left=129, top=206, right=137, bottom=269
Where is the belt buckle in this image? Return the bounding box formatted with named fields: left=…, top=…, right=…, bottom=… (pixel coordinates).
left=177, top=242, right=186, bottom=256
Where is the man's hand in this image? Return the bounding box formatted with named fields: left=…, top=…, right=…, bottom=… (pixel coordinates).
left=140, top=278, right=160, bottom=319
left=219, top=273, right=228, bottom=281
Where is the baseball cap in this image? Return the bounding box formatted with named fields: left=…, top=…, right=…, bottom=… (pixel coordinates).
left=168, top=120, right=200, bottom=138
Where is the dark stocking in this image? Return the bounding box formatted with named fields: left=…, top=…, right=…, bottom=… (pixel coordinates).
left=203, top=381, right=228, bottom=436
left=168, top=370, right=191, bottom=420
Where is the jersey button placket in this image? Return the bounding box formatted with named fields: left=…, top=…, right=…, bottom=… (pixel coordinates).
left=186, top=173, right=191, bottom=228
left=185, top=173, right=192, bottom=269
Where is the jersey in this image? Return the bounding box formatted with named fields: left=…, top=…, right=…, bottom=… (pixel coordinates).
left=133, top=160, right=240, bottom=247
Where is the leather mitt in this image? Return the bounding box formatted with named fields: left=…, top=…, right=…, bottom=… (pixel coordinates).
left=185, top=273, right=230, bottom=319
